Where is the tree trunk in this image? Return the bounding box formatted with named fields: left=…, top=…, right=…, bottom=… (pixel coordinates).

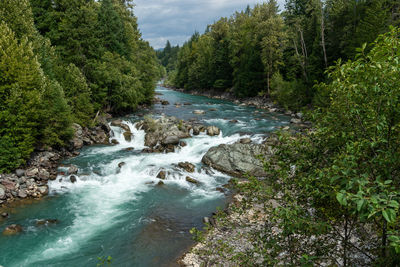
left=321, top=4, right=328, bottom=69
left=293, top=38, right=308, bottom=82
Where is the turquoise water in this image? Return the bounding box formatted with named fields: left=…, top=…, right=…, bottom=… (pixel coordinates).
left=0, top=86, right=289, bottom=266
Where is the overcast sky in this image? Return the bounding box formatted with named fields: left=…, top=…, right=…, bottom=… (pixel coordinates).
left=133, top=0, right=285, bottom=49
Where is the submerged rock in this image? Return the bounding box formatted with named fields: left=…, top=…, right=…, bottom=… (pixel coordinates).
left=186, top=176, right=199, bottom=184
left=202, top=143, right=272, bottom=177
left=36, top=219, right=59, bottom=226
left=178, top=162, right=196, bottom=173
left=3, top=224, right=23, bottom=235
left=118, top=162, right=126, bottom=168
left=193, top=110, right=206, bottom=115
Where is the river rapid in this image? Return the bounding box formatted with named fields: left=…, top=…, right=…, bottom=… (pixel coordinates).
left=0, top=86, right=290, bottom=266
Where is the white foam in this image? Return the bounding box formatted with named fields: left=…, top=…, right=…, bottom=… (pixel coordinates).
left=21, top=125, right=240, bottom=265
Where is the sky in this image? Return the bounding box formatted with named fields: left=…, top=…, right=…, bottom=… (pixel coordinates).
left=133, top=0, right=285, bottom=49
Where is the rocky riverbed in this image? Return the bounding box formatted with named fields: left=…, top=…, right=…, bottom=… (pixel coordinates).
left=0, top=114, right=112, bottom=207
left=0, top=86, right=302, bottom=266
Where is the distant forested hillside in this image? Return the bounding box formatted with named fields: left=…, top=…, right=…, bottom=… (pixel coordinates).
left=164, top=0, right=399, bottom=110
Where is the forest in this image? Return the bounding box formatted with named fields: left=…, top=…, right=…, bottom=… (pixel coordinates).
left=158, top=0, right=400, bottom=265
left=0, top=0, right=160, bottom=172
left=161, top=0, right=400, bottom=110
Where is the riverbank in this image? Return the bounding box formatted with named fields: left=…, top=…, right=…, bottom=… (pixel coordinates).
left=0, top=114, right=113, bottom=209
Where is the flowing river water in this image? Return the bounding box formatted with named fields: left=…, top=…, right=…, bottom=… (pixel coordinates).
left=0, top=86, right=290, bottom=266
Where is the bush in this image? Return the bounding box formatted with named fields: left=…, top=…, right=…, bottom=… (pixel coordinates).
left=270, top=72, right=308, bottom=111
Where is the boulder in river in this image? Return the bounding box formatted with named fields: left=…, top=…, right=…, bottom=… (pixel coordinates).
left=206, top=126, right=220, bottom=136
left=179, top=141, right=187, bottom=147
left=193, top=110, right=206, bottom=115
left=157, top=171, right=166, bottom=180
left=111, top=120, right=130, bottom=132
left=178, top=162, right=195, bottom=173
left=1, top=212, right=8, bottom=218
left=140, top=116, right=191, bottom=151
left=202, top=143, right=272, bottom=177
left=186, top=176, right=199, bottom=184
left=162, top=135, right=180, bottom=146
left=161, top=100, right=170, bottom=105
left=111, top=139, right=120, bottom=145
left=3, top=224, right=23, bottom=235
left=68, top=165, right=78, bottom=175
left=70, top=175, right=77, bottom=183
left=36, top=219, right=59, bottom=226
left=123, top=131, right=133, bottom=142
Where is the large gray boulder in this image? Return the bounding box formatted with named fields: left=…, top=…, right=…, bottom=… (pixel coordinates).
left=202, top=143, right=272, bottom=177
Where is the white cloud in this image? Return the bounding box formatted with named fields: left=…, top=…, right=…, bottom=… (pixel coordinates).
left=133, top=0, right=285, bottom=49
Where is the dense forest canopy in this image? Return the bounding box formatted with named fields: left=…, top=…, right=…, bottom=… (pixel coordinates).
left=165, top=0, right=400, bottom=110
left=0, top=0, right=161, bottom=172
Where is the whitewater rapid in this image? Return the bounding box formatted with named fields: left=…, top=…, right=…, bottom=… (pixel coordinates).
left=17, top=119, right=251, bottom=265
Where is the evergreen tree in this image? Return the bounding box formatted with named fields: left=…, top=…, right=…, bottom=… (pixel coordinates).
left=0, top=23, right=42, bottom=171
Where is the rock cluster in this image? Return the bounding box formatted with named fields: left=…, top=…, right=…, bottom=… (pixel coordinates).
left=0, top=114, right=113, bottom=207
left=70, top=115, right=111, bottom=150
left=136, top=115, right=220, bottom=153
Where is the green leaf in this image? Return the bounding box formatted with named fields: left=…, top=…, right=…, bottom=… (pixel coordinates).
left=357, top=199, right=365, bottom=212
left=382, top=209, right=396, bottom=223
left=388, top=200, right=399, bottom=209
left=336, top=192, right=347, bottom=206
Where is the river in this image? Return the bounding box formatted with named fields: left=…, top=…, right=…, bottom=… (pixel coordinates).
left=0, top=86, right=290, bottom=266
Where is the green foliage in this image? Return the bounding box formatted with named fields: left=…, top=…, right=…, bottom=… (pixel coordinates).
left=0, top=22, right=42, bottom=172
left=266, top=28, right=400, bottom=264
left=0, top=0, right=159, bottom=172
left=169, top=0, right=399, bottom=110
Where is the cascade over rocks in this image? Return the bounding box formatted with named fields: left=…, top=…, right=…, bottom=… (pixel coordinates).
left=202, top=143, right=273, bottom=177
left=135, top=115, right=221, bottom=153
